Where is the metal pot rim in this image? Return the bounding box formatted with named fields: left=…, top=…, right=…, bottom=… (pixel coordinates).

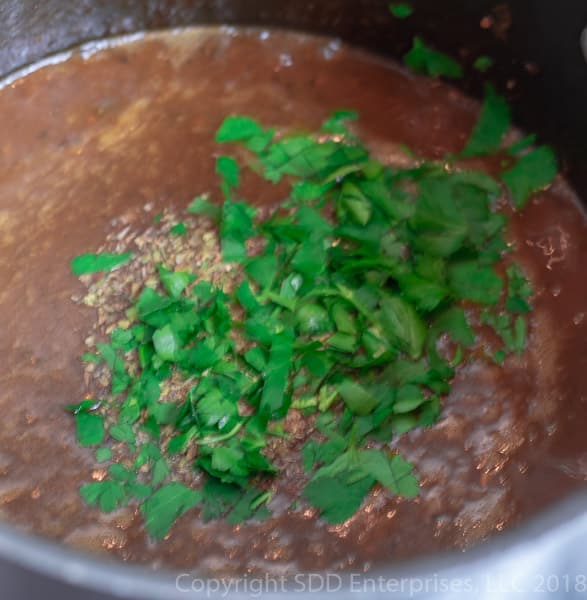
left=0, top=485, right=586, bottom=598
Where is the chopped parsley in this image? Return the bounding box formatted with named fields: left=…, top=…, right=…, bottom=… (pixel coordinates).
left=75, top=412, right=105, bottom=447
left=462, top=84, right=511, bottom=157
left=187, top=194, right=221, bottom=220
left=169, top=222, right=187, bottom=237
left=69, top=99, right=549, bottom=538
left=71, top=252, right=133, bottom=275
left=141, top=483, right=201, bottom=539
left=389, top=3, right=413, bottom=19
left=502, top=145, right=557, bottom=208
left=96, top=447, right=113, bottom=462
left=404, top=37, right=463, bottom=79
left=473, top=56, right=494, bottom=72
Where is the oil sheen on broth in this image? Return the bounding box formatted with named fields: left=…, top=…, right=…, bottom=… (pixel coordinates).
left=0, top=27, right=586, bottom=575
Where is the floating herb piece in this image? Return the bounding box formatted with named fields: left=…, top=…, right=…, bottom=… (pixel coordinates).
left=507, top=134, right=537, bottom=157
left=462, top=84, right=511, bottom=157
left=75, top=413, right=105, bottom=447
left=404, top=37, right=463, bottom=79
left=96, top=447, right=113, bottom=462
left=141, top=483, right=201, bottom=539
left=71, top=252, right=133, bottom=275
left=80, top=480, right=128, bottom=513
left=502, top=145, right=557, bottom=208
left=473, top=55, right=494, bottom=72
left=303, top=471, right=375, bottom=524
left=389, top=3, right=413, bottom=18
left=215, top=115, right=274, bottom=153
left=217, top=155, right=240, bottom=199
left=506, top=264, right=533, bottom=313
left=186, top=194, right=220, bottom=220
left=220, top=200, right=256, bottom=262
left=169, top=222, right=187, bottom=237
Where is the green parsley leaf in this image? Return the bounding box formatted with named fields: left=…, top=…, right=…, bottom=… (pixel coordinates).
left=358, top=450, right=419, bottom=497
left=141, top=482, right=201, bottom=539
left=216, top=115, right=264, bottom=142
left=152, top=324, right=182, bottom=362
left=186, top=195, right=221, bottom=220
left=216, top=156, right=240, bottom=199
left=109, top=423, right=135, bottom=444
left=65, top=399, right=101, bottom=414
left=331, top=303, right=357, bottom=336
left=95, top=447, right=112, bottom=462
left=110, top=328, right=135, bottom=352
left=152, top=458, right=170, bottom=486
left=80, top=480, right=127, bottom=513
left=81, top=352, right=101, bottom=364
left=338, top=380, right=378, bottom=416
left=321, top=110, right=359, bottom=135
left=327, top=331, right=358, bottom=353
left=291, top=238, right=327, bottom=278
left=261, top=136, right=368, bottom=183
left=462, top=84, right=510, bottom=157
left=502, top=146, right=557, bottom=208
left=109, top=463, right=135, bottom=483
left=226, top=488, right=272, bottom=524
left=378, top=295, right=427, bottom=359
left=506, top=264, right=532, bottom=313
left=340, top=182, right=372, bottom=225
left=260, top=330, right=295, bottom=417
left=296, top=303, right=332, bottom=335
left=71, top=252, right=132, bottom=275
left=200, top=478, right=242, bottom=521
left=404, top=37, right=463, bottom=79
left=302, top=436, right=347, bottom=472
left=393, top=385, right=427, bottom=414
left=398, top=273, right=448, bottom=313
left=135, top=287, right=175, bottom=321
left=129, top=483, right=153, bottom=500
left=513, top=315, right=528, bottom=355
left=432, top=307, right=475, bottom=347
left=96, top=343, right=131, bottom=394
left=236, top=280, right=260, bottom=314
left=158, top=265, right=195, bottom=299
left=216, top=115, right=274, bottom=153
left=409, top=177, right=468, bottom=257
left=507, top=134, right=537, bottom=157
left=473, top=55, right=494, bottom=72
left=246, top=254, right=278, bottom=289
left=389, top=2, right=413, bottom=18
left=493, top=349, right=506, bottom=364
left=169, top=222, right=187, bottom=236
left=291, top=181, right=332, bottom=202
left=448, top=261, right=503, bottom=305
left=303, top=471, right=374, bottom=523
left=75, top=413, right=105, bottom=447
left=220, top=200, right=256, bottom=263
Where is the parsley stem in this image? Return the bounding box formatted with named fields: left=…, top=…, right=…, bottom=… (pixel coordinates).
left=197, top=421, right=244, bottom=445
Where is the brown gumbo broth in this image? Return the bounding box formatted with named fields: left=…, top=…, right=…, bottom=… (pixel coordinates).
left=0, top=28, right=586, bottom=575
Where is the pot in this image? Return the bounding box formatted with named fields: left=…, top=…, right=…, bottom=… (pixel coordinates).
left=0, top=1, right=586, bottom=598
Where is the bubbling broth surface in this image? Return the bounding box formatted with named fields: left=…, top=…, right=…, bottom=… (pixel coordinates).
left=0, top=27, right=586, bottom=574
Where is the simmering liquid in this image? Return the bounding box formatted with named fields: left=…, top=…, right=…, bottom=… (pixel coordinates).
left=0, top=28, right=586, bottom=575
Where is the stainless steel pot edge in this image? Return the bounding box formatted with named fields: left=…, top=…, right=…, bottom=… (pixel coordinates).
left=0, top=485, right=586, bottom=599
